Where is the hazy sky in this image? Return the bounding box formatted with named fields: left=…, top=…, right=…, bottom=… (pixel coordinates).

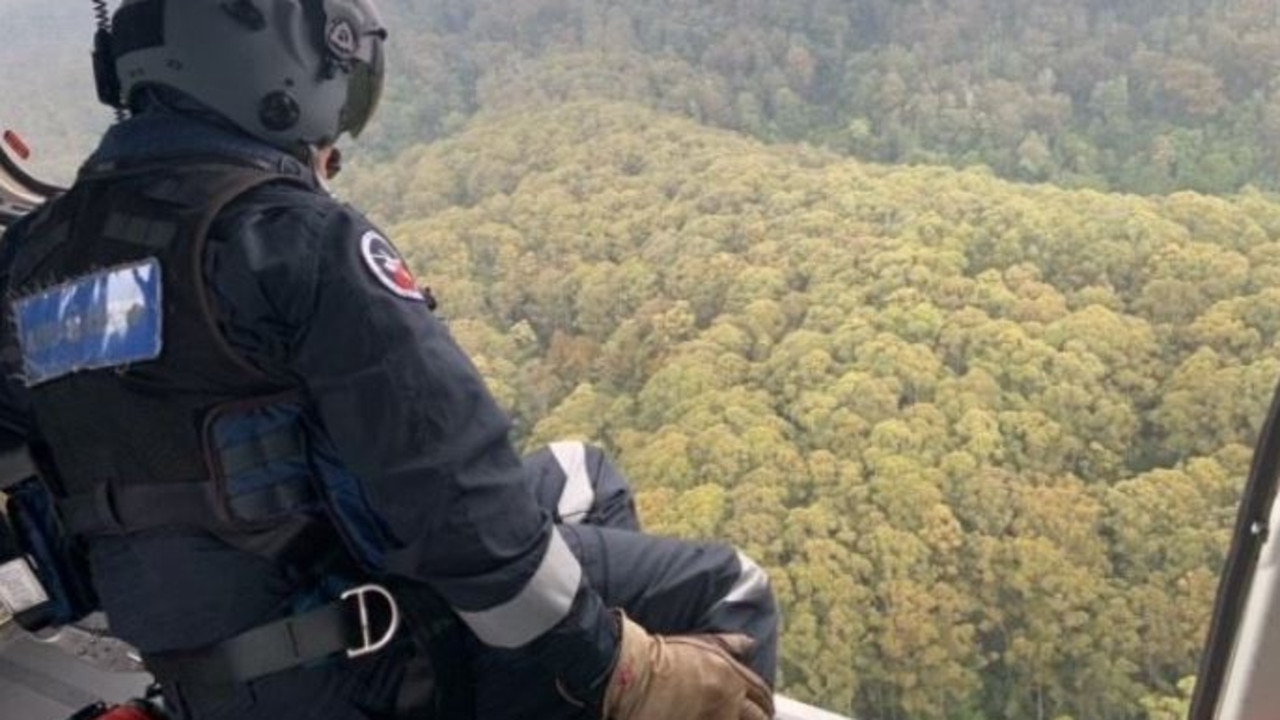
left=1, top=1, right=115, bottom=184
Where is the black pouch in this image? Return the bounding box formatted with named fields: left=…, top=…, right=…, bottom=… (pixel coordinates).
left=3, top=477, right=98, bottom=631
left=202, top=393, right=321, bottom=529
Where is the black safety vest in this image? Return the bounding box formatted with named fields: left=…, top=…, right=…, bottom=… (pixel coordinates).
left=7, top=160, right=323, bottom=559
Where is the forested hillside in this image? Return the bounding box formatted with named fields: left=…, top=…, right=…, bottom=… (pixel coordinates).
left=341, top=101, right=1280, bottom=719
left=366, top=0, right=1280, bottom=194
left=5, top=3, right=1279, bottom=719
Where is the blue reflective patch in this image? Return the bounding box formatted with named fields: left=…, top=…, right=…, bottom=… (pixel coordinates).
left=15, top=259, right=163, bottom=386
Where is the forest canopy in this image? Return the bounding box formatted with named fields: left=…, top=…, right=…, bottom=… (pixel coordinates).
left=339, top=101, right=1280, bottom=719
left=359, top=0, right=1280, bottom=195
left=3, top=1, right=1279, bottom=718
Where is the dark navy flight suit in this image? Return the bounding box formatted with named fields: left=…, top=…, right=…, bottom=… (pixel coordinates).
left=0, top=107, right=776, bottom=720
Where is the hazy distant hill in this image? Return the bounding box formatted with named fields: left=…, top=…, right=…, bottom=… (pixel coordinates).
left=5, top=0, right=1280, bottom=194
left=365, top=0, right=1280, bottom=194
left=340, top=101, right=1280, bottom=718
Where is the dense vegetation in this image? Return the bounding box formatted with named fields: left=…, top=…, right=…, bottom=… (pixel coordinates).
left=367, top=0, right=1280, bottom=194
left=7, top=2, right=1280, bottom=719
left=341, top=101, right=1280, bottom=719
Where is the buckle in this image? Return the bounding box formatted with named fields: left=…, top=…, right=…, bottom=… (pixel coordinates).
left=340, top=584, right=400, bottom=659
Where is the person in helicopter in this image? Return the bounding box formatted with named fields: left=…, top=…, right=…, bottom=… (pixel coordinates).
left=0, top=2, right=778, bottom=719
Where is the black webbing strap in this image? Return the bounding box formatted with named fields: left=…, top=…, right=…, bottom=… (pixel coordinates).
left=57, top=483, right=223, bottom=536
left=57, top=479, right=320, bottom=537
left=143, top=601, right=356, bottom=686
left=57, top=423, right=312, bottom=537
left=143, top=584, right=401, bottom=689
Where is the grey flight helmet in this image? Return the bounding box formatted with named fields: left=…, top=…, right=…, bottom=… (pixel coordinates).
left=101, top=0, right=387, bottom=154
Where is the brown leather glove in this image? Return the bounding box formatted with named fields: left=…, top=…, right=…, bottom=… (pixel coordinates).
left=602, top=612, right=775, bottom=720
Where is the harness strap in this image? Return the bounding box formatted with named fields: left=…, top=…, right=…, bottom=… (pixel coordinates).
left=144, top=601, right=353, bottom=686
left=57, top=416, right=313, bottom=537
left=58, top=483, right=222, bottom=536
left=56, top=475, right=316, bottom=537
left=145, top=602, right=352, bottom=686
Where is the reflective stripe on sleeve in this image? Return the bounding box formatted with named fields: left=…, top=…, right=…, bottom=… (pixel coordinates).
left=550, top=441, right=595, bottom=525
left=722, top=552, right=770, bottom=605
left=455, top=528, right=584, bottom=648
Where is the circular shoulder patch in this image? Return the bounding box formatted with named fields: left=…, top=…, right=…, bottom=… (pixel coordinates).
left=361, top=231, right=425, bottom=302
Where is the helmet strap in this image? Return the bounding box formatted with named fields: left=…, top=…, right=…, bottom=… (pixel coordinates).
left=93, top=28, right=123, bottom=109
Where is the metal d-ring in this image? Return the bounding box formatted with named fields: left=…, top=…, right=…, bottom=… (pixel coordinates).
left=340, top=584, right=401, bottom=658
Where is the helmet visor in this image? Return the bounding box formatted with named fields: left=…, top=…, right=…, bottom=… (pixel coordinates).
left=343, top=44, right=384, bottom=138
